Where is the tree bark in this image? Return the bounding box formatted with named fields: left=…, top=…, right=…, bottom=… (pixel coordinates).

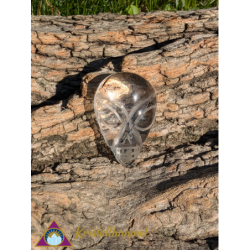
left=31, top=8, right=218, bottom=250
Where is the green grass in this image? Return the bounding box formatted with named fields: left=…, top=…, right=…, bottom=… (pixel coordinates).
left=31, top=0, right=218, bottom=16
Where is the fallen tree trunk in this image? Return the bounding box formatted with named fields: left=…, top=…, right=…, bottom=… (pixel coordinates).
left=31, top=8, right=218, bottom=250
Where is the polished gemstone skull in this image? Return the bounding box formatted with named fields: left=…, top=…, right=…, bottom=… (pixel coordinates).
left=94, top=72, right=157, bottom=166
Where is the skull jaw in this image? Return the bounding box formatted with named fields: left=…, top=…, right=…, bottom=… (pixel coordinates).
left=112, top=145, right=141, bottom=167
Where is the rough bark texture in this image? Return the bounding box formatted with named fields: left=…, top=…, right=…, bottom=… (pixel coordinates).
left=31, top=8, right=218, bottom=250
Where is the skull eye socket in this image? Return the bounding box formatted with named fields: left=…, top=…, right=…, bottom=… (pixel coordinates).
left=99, top=107, right=122, bottom=129
left=136, top=108, right=156, bottom=129
left=131, top=101, right=156, bottom=132
left=95, top=97, right=124, bottom=129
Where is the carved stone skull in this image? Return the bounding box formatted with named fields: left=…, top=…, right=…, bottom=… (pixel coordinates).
left=94, top=72, right=157, bottom=166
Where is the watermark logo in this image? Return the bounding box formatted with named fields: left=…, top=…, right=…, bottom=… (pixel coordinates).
left=35, top=220, right=73, bottom=247
left=74, top=226, right=148, bottom=238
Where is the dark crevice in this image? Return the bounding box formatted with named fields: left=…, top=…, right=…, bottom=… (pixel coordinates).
left=150, top=205, right=174, bottom=214
left=31, top=170, right=43, bottom=176
left=206, top=237, right=219, bottom=250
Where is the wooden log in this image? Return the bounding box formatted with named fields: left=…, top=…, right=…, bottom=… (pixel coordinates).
left=31, top=8, right=218, bottom=106
left=31, top=8, right=218, bottom=250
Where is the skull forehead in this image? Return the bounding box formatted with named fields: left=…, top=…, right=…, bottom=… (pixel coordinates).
left=97, top=72, right=154, bottom=110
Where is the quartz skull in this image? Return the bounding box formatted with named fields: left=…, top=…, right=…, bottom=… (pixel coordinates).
left=94, top=72, right=157, bottom=166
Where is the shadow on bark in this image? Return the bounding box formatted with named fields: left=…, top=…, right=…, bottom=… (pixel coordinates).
left=155, top=163, right=218, bottom=193
left=206, top=237, right=218, bottom=250
left=113, top=131, right=218, bottom=203
left=31, top=38, right=181, bottom=110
